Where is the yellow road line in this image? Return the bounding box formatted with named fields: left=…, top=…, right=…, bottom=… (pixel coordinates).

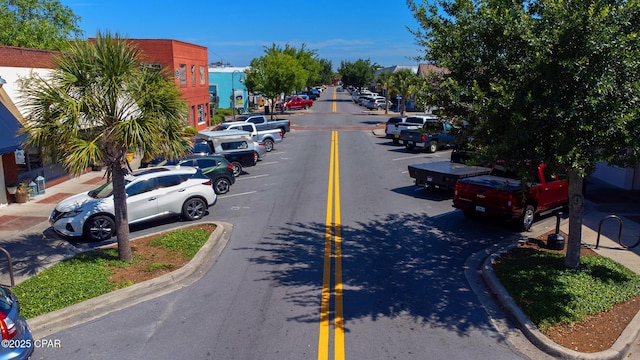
left=318, top=131, right=345, bottom=360
left=318, top=132, right=335, bottom=359
left=333, top=90, right=337, bottom=112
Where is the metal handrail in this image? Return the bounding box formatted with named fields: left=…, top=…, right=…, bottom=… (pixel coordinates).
left=596, top=215, right=640, bottom=250
left=0, top=247, right=15, bottom=287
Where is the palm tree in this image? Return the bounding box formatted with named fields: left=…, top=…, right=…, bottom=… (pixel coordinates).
left=19, top=31, right=189, bottom=261
left=375, top=71, right=395, bottom=114
left=392, top=69, right=420, bottom=116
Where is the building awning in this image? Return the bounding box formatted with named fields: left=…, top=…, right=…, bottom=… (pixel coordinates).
left=0, top=100, right=26, bottom=155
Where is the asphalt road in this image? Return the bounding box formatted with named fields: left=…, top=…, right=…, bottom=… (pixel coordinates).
left=35, top=88, right=545, bottom=359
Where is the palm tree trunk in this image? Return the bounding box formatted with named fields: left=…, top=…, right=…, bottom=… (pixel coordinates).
left=112, top=162, right=132, bottom=261
left=565, top=169, right=584, bottom=269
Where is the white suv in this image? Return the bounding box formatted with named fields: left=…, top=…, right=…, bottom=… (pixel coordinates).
left=49, top=166, right=217, bottom=242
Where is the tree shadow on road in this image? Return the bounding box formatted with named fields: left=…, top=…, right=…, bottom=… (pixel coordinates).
left=243, top=211, right=518, bottom=340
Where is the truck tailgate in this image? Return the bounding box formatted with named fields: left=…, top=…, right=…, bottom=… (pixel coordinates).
left=409, top=162, right=491, bottom=178
left=454, top=175, right=523, bottom=213
left=409, top=161, right=491, bottom=189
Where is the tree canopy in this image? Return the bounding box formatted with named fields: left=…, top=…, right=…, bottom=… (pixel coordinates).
left=408, top=0, right=640, bottom=268
left=337, top=59, right=378, bottom=89
left=245, top=44, right=333, bottom=116
left=244, top=44, right=309, bottom=117
left=0, top=0, right=83, bottom=50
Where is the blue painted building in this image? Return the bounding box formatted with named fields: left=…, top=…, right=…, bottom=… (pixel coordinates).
left=208, top=66, right=248, bottom=113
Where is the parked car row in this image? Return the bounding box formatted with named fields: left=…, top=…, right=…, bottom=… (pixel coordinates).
left=275, top=86, right=325, bottom=112
left=385, top=114, right=454, bottom=150
left=383, top=114, right=570, bottom=231
left=49, top=123, right=290, bottom=243
left=275, top=95, right=313, bottom=111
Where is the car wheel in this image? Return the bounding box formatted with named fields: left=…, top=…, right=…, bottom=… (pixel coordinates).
left=264, top=139, right=274, bottom=152
left=520, top=205, right=536, bottom=231
left=285, top=106, right=290, bottom=111
left=304, top=104, right=309, bottom=110
left=405, top=143, right=415, bottom=151
left=213, top=177, right=231, bottom=194
left=83, top=215, right=115, bottom=242
left=182, top=197, right=207, bottom=221
left=392, top=138, right=400, bottom=145
left=428, top=141, right=438, bottom=153
left=231, top=162, right=243, bottom=177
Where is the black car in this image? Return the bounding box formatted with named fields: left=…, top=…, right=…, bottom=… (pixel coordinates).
left=166, top=155, right=235, bottom=194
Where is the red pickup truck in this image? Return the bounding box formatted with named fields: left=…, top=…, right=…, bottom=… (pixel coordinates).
left=276, top=96, right=313, bottom=111
left=452, top=163, right=568, bottom=231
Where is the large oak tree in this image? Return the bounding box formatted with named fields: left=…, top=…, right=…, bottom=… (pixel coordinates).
left=408, top=0, right=640, bottom=268
left=244, top=45, right=308, bottom=118
left=0, top=0, right=82, bottom=50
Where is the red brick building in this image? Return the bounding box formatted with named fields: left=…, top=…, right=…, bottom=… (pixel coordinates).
left=129, top=39, right=211, bottom=131
left=0, top=39, right=210, bottom=205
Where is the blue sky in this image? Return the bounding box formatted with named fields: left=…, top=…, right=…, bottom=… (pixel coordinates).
left=61, top=1, right=425, bottom=69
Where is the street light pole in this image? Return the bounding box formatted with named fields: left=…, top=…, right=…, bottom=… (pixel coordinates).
left=231, top=70, right=243, bottom=122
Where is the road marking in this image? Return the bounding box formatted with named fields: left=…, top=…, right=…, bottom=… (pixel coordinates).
left=235, top=174, right=269, bottom=180
left=257, top=161, right=279, bottom=166
left=217, top=191, right=257, bottom=199
left=318, top=130, right=345, bottom=360
left=332, top=90, right=337, bottom=113
left=392, top=154, right=431, bottom=161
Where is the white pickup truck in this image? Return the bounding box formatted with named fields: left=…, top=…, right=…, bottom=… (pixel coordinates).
left=235, top=114, right=291, bottom=135
left=212, top=121, right=282, bottom=152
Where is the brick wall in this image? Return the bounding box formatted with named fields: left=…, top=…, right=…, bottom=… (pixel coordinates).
left=131, top=39, right=211, bottom=130
left=0, top=46, right=57, bottom=68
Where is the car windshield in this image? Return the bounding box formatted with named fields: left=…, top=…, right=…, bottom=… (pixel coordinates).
left=406, top=117, right=425, bottom=124
left=191, top=141, right=211, bottom=154
left=0, top=287, right=14, bottom=313
left=88, top=181, right=114, bottom=199
left=88, top=175, right=144, bottom=199
left=211, top=124, right=228, bottom=131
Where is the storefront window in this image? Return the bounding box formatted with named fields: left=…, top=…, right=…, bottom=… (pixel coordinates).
left=15, top=148, right=42, bottom=173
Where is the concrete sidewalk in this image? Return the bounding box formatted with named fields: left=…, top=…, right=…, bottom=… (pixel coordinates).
left=0, top=169, right=108, bottom=285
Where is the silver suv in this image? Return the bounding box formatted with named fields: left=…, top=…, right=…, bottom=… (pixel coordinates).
left=49, top=166, right=217, bottom=242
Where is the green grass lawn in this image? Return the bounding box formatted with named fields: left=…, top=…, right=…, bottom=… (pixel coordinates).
left=13, top=226, right=213, bottom=319
left=494, top=250, right=640, bottom=331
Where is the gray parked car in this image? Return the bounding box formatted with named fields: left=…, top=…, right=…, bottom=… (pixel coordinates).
left=49, top=166, right=217, bottom=242
left=0, top=285, right=33, bottom=360
left=365, top=98, right=389, bottom=110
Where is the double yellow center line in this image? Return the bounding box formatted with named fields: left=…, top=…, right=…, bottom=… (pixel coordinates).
left=318, top=131, right=345, bottom=360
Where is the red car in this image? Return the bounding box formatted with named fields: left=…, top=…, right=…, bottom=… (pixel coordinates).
left=276, top=96, right=313, bottom=111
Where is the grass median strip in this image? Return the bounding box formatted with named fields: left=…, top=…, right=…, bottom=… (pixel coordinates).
left=13, top=224, right=215, bottom=319
left=494, top=249, right=640, bottom=331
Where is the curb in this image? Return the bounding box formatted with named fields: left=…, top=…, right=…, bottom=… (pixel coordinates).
left=481, top=234, right=640, bottom=359
left=28, top=221, right=232, bottom=338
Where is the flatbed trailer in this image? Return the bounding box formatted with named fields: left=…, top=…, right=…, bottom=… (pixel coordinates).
left=408, top=161, right=491, bottom=190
